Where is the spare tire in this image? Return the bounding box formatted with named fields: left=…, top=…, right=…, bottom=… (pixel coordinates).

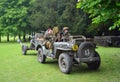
left=77, top=42, right=95, bottom=58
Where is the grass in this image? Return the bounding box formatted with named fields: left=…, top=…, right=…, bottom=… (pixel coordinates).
left=0, top=42, right=120, bottom=82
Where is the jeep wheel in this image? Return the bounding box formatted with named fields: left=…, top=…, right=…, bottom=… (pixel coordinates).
left=22, top=45, right=28, bottom=55
left=37, top=48, right=46, bottom=63
left=87, top=52, right=101, bottom=70
left=58, top=53, right=73, bottom=74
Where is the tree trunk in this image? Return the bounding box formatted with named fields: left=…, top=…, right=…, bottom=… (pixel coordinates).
left=13, top=36, right=16, bottom=41
left=23, top=31, right=26, bottom=42
left=0, top=34, right=1, bottom=42
left=18, top=34, right=21, bottom=40
left=7, top=33, right=9, bottom=42
left=28, top=31, right=31, bottom=41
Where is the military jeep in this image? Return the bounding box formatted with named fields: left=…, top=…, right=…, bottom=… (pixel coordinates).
left=37, top=35, right=101, bottom=74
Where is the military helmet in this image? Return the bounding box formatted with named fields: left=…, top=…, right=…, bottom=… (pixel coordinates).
left=63, top=27, right=69, bottom=31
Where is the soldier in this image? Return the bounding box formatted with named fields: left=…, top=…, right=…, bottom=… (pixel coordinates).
left=44, top=27, right=53, bottom=40
left=60, top=27, right=71, bottom=42
left=51, top=26, right=61, bottom=42
left=44, top=27, right=53, bottom=49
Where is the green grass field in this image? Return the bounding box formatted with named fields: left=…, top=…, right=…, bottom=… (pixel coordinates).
left=0, top=42, right=120, bottom=82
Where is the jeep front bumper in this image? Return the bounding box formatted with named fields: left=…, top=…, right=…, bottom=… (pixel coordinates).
left=75, top=57, right=100, bottom=63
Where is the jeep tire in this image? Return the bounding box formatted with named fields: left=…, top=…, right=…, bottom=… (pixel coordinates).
left=37, top=48, right=46, bottom=63
left=87, top=52, right=101, bottom=70
left=58, top=53, right=73, bottom=74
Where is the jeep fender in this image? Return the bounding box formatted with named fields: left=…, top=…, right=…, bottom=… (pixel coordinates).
left=36, top=44, right=43, bottom=51
left=55, top=48, right=73, bottom=58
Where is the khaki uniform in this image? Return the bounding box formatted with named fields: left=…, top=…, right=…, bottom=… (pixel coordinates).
left=61, top=32, right=70, bottom=42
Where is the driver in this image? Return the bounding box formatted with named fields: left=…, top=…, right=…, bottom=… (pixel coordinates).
left=60, top=27, right=71, bottom=42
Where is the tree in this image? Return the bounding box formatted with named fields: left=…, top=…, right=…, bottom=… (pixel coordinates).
left=55, top=0, right=91, bottom=35
left=0, top=26, right=3, bottom=42
left=0, top=0, right=35, bottom=41
left=29, top=0, right=91, bottom=36
left=29, top=0, right=59, bottom=32
left=77, top=0, right=120, bottom=30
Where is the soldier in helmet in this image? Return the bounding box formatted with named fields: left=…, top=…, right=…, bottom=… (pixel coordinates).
left=60, top=27, right=71, bottom=42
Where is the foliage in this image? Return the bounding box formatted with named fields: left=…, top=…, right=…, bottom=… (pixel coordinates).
left=29, top=0, right=91, bottom=35
left=0, top=0, right=34, bottom=36
left=1, top=0, right=120, bottom=40
left=77, top=0, right=120, bottom=30
left=28, top=0, right=59, bottom=31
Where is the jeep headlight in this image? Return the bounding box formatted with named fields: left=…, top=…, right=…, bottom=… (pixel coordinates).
left=59, top=44, right=69, bottom=49
left=63, top=44, right=69, bottom=49
left=72, top=44, right=78, bottom=51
